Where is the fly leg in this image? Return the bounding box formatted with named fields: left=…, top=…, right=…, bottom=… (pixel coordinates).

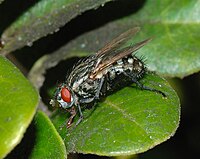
left=133, top=79, right=166, bottom=97
left=124, top=72, right=166, bottom=97
left=94, top=76, right=106, bottom=100
left=59, top=106, right=76, bottom=129
left=66, top=106, right=77, bottom=128
left=66, top=103, right=83, bottom=128
left=75, top=102, right=84, bottom=127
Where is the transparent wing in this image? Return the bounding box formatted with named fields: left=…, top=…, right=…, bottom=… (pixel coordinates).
left=96, top=27, right=140, bottom=57
left=90, top=38, right=152, bottom=79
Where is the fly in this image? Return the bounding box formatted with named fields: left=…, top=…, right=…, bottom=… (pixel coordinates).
left=50, top=27, right=165, bottom=128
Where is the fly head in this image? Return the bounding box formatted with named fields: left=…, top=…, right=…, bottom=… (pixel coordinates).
left=50, top=83, right=75, bottom=109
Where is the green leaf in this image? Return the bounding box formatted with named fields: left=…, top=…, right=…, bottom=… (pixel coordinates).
left=0, top=56, right=39, bottom=158
left=0, top=0, right=114, bottom=54
left=29, top=111, right=67, bottom=159
left=43, top=0, right=200, bottom=78
left=51, top=73, right=180, bottom=156
left=133, top=24, right=200, bottom=78
left=111, top=0, right=200, bottom=77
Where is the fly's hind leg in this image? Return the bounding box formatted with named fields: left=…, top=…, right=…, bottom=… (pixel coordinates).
left=125, top=72, right=166, bottom=97
left=133, top=79, right=166, bottom=97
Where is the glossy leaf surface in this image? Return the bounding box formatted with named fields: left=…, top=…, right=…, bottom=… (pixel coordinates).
left=29, top=111, right=67, bottom=159
left=0, top=56, right=39, bottom=158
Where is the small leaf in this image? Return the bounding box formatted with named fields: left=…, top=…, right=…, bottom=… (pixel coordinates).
left=51, top=73, right=180, bottom=156
left=0, top=56, right=39, bottom=158
left=0, top=0, right=114, bottom=54
left=29, top=111, right=67, bottom=159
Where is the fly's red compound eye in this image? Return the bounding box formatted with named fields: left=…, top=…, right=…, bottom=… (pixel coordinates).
left=61, top=87, right=71, bottom=103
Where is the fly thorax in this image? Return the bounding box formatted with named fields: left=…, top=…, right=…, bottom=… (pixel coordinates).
left=72, top=74, right=88, bottom=91
left=76, top=78, right=98, bottom=98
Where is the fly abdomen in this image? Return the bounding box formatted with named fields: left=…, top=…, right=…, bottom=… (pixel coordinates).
left=106, top=55, right=145, bottom=91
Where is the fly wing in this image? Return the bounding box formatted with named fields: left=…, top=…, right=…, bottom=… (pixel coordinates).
left=96, top=27, right=140, bottom=57
left=90, top=38, right=152, bottom=79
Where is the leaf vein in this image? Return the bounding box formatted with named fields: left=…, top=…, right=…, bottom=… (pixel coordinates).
left=105, top=99, right=154, bottom=141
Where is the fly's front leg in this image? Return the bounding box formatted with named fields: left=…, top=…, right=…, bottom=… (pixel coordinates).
left=66, top=106, right=77, bottom=128
left=66, top=102, right=83, bottom=128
